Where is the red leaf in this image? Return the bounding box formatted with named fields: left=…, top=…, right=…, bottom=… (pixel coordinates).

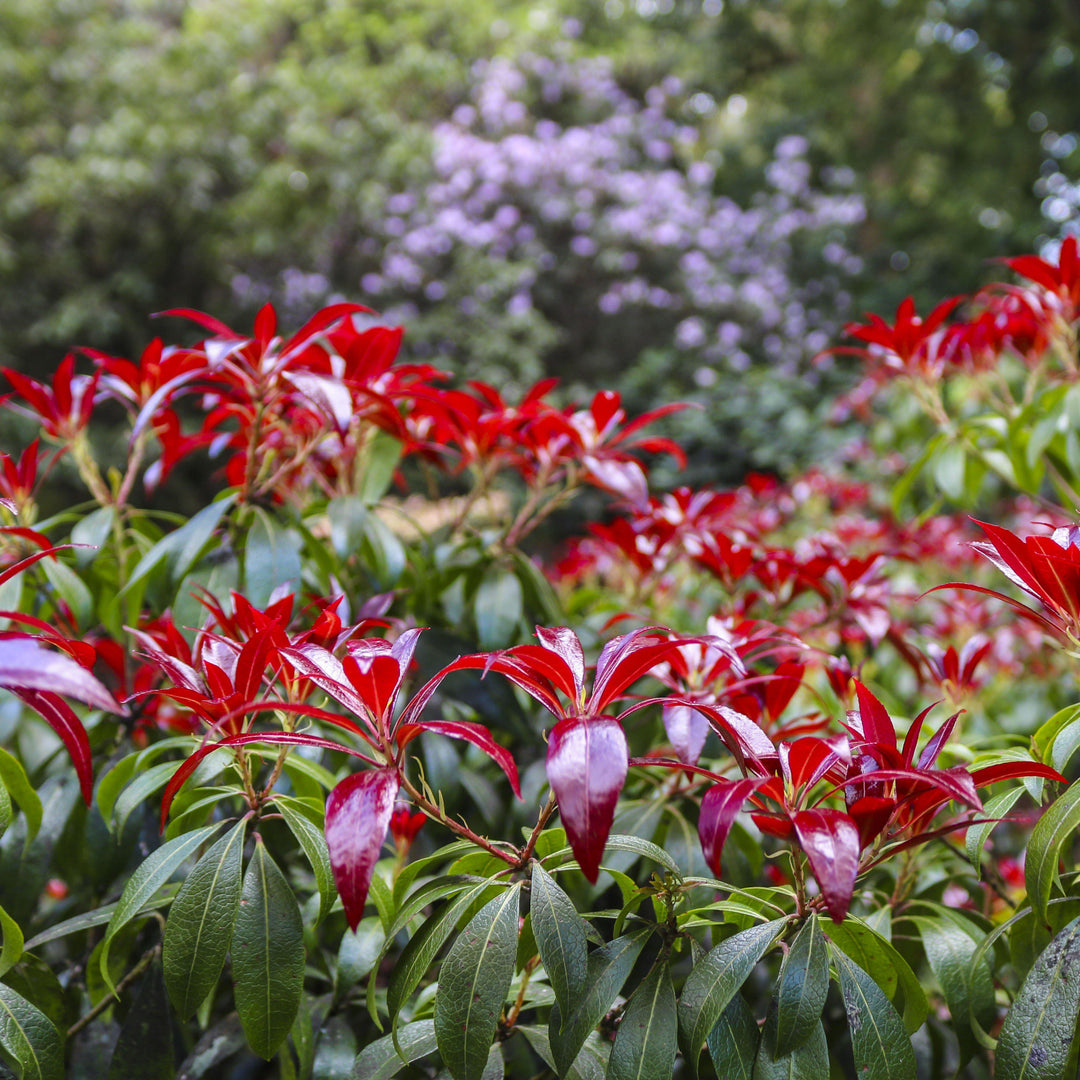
left=325, top=768, right=399, bottom=931
left=698, top=778, right=766, bottom=876
left=546, top=717, right=627, bottom=882
left=846, top=795, right=895, bottom=849
left=662, top=703, right=710, bottom=766
left=969, top=760, right=1066, bottom=788
left=854, top=681, right=896, bottom=752
left=11, top=688, right=93, bottom=804
left=591, top=629, right=680, bottom=714
left=792, top=808, right=861, bottom=921
left=534, top=626, right=586, bottom=699
left=0, top=635, right=124, bottom=714
left=396, top=719, right=521, bottom=797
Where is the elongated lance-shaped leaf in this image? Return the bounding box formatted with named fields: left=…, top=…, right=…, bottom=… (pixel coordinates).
left=996, top=914, right=1080, bottom=1080
left=0, top=982, right=63, bottom=1080
left=832, top=948, right=915, bottom=1080
left=275, top=797, right=335, bottom=925
left=966, top=786, right=1026, bottom=870
left=433, top=883, right=521, bottom=1080
left=0, top=902, right=23, bottom=979
left=353, top=1019, right=438, bottom=1080
left=100, top=823, right=223, bottom=994
left=608, top=962, right=677, bottom=1080
left=530, top=862, right=588, bottom=1017
left=162, top=818, right=246, bottom=1018
left=768, top=916, right=829, bottom=1058
left=706, top=993, right=758, bottom=1080
left=104, top=957, right=175, bottom=1080
left=1026, top=780, right=1080, bottom=927
left=550, top=928, right=652, bottom=1078
left=677, top=918, right=786, bottom=1078
left=231, top=838, right=305, bottom=1060
left=753, top=1016, right=828, bottom=1080
left=0, top=746, right=41, bottom=840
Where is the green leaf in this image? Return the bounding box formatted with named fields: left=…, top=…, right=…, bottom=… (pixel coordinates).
left=0, top=748, right=41, bottom=841
left=966, top=786, right=1027, bottom=870
left=909, top=914, right=995, bottom=1066
left=433, top=883, right=522, bottom=1080
left=823, top=916, right=927, bottom=1032
left=71, top=505, right=116, bottom=567
left=162, top=818, right=246, bottom=1019
left=276, top=796, right=336, bottom=924
left=112, top=759, right=183, bottom=834
left=995, top=914, right=1080, bottom=1080
left=386, top=880, right=499, bottom=1024
left=244, top=507, right=302, bottom=608
left=353, top=1019, right=438, bottom=1080
left=530, top=862, right=588, bottom=1017
left=832, top=949, right=915, bottom=1080
left=358, top=430, right=404, bottom=504
left=337, top=916, right=385, bottom=990
left=0, top=902, right=24, bottom=979
left=105, top=957, right=175, bottom=1080
left=607, top=962, right=677, bottom=1080
left=677, top=918, right=786, bottom=1078
left=769, top=916, right=828, bottom=1057
left=100, top=823, right=223, bottom=994
left=39, top=556, right=93, bottom=628
left=550, top=928, right=652, bottom=1077
left=24, top=889, right=178, bottom=951
left=0, top=982, right=63, bottom=1080
left=0, top=780, right=10, bottom=840
left=706, top=993, right=758, bottom=1080
left=753, top=1017, right=828, bottom=1080
left=474, top=568, right=523, bottom=649
left=518, top=1025, right=607, bottom=1080
left=231, top=838, right=306, bottom=1060
left=1026, top=780, right=1080, bottom=927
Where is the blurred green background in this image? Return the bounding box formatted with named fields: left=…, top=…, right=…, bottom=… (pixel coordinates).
left=3, top=0, right=1079, bottom=483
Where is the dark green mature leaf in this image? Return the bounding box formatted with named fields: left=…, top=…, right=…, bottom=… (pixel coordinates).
left=231, top=839, right=305, bottom=1060
left=163, top=818, right=246, bottom=1018
left=706, top=993, right=758, bottom=1080
left=175, top=1014, right=247, bottom=1080
left=0, top=983, right=63, bottom=1080
left=276, top=796, right=335, bottom=925
left=754, top=1018, right=828, bottom=1080
left=1025, top=781, right=1080, bottom=928
left=550, top=928, right=652, bottom=1077
left=518, top=1026, right=607, bottom=1080
left=433, top=884, right=521, bottom=1080
left=768, top=916, right=828, bottom=1057
left=677, top=918, right=786, bottom=1078
left=832, top=949, right=915, bottom=1080
left=105, top=958, right=175, bottom=1080
left=112, top=760, right=183, bottom=835
left=996, top=915, right=1080, bottom=1080
left=608, top=962, right=677, bottom=1080
left=353, top=1019, right=438, bottom=1080
left=531, top=863, right=588, bottom=1017
left=100, top=823, right=223, bottom=994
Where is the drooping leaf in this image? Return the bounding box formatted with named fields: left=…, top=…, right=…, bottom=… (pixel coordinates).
left=518, top=1025, right=607, bottom=1080
left=162, top=818, right=246, bottom=1018
left=698, top=779, right=767, bottom=878
left=607, top=962, right=677, bottom=1080
left=324, top=768, right=399, bottom=931
left=769, top=916, right=829, bottom=1058
left=433, top=883, right=521, bottom=1080
left=8, top=687, right=95, bottom=805
left=832, top=948, right=916, bottom=1080
left=705, top=993, right=758, bottom=1080
left=677, top=918, right=786, bottom=1078
left=792, top=809, right=860, bottom=922
left=105, top=958, right=175, bottom=1080
left=530, top=862, right=588, bottom=1017
left=1025, top=780, right=1080, bottom=927
left=546, top=717, right=627, bottom=882
left=754, top=1017, right=829, bottom=1080
left=231, top=839, right=305, bottom=1060
left=550, top=928, right=651, bottom=1077
left=352, top=1019, right=438, bottom=1080
left=996, top=914, right=1080, bottom=1080
left=0, top=982, right=64, bottom=1080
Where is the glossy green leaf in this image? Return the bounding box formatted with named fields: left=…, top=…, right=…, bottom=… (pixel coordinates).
left=0, top=902, right=24, bottom=979
left=39, top=555, right=93, bottom=628
left=608, top=962, right=677, bottom=1080
left=474, top=567, right=523, bottom=649
left=112, top=759, right=183, bottom=834
left=706, top=993, right=758, bottom=1080
left=244, top=507, right=302, bottom=608
left=337, top=916, right=385, bottom=990
left=353, top=1018, right=438, bottom=1080
left=0, top=982, right=63, bottom=1080
left=754, top=1017, right=828, bottom=1080
left=433, top=883, right=521, bottom=1080
left=996, top=914, right=1080, bottom=1080
left=231, top=839, right=305, bottom=1060
left=100, top=823, right=223, bottom=994
left=1026, top=781, right=1080, bottom=927
left=549, top=928, right=651, bottom=1078
left=0, top=780, right=10, bottom=839
left=770, top=916, right=828, bottom=1057
left=832, top=949, right=915, bottom=1080
left=163, top=818, right=246, bottom=1018
left=966, top=786, right=1026, bottom=871
left=530, top=862, right=588, bottom=1017
left=276, top=796, right=336, bottom=924
left=71, top=504, right=116, bottom=567
left=677, top=918, right=785, bottom=1078
left=0, top=747, right=41, bottom=841
left=105, top=958, right=175, bottom=1080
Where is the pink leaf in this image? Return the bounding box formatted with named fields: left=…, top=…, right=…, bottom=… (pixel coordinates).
left=546, top=717, right=627, bottom=882
left=396, top=719, right=521, bottom=797
left=792, top=808, right=861, bottom=921
left=325, top=768, right=399, bottom=931
left=663, top=703, right=710, bottom=766
left=0, top=636, right=124, bottom=714
left=698, top=778, right=766, bottom=876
